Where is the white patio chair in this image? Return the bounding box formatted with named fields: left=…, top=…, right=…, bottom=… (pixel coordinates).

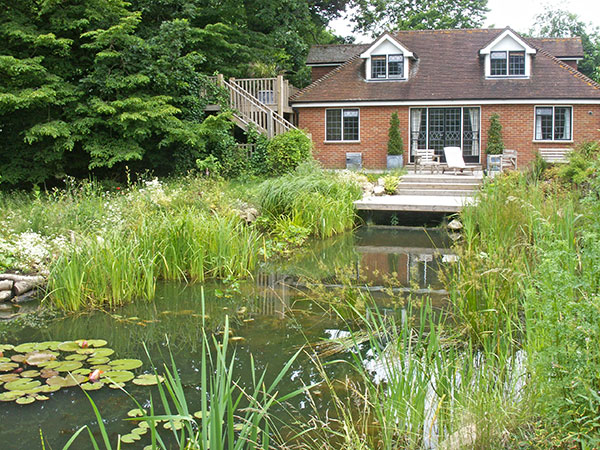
left=442, top=147, right=475, bottom=175
left=501, top=149, right=517, bottom=171
left=414, top=149, right=441, bottom=174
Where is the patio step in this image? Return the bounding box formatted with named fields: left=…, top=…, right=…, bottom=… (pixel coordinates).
left=397, top=182, right=480, bottom=190
left=395, top=189, right=476, bottom=196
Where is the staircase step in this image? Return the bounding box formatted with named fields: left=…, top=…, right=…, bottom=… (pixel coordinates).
left=395, top=189, right=476, bottom=196
left=397, top=182, right=480, bottom=190
left=400, top=175, right=482, bottom=184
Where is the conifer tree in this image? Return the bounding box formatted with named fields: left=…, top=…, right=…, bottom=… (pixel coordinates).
left=486, top=113, right=504, bottom=155
left=387, top=112, right=404, bottom=155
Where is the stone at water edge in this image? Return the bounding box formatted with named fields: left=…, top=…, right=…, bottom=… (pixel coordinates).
left=447, top=219, right=463, bottom=231
left=0, top=280, right=13, bottom=291
left=373, top=185, right=385, bottom=196
left=0, top=291, right=12, bottom=302
left=13, top=281, right=40, bottom=296
left=361, top=181, right=374, bottom=196
left=0, top=274, right=45, bottom=284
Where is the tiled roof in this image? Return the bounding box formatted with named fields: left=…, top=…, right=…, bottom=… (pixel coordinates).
left=306, top=44, right=369, bottom=64
left=529, top=37, right=584, bottom=58
left=292, top=28, right=600, bottom=103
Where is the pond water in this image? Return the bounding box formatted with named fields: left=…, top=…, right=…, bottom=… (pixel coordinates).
left=0, top=226, right=453, bottom=449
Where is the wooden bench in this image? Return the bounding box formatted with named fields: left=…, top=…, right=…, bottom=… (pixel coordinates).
left=501, top=149, right=517, bottom=171
left=539, top=148, right=571, bottom=164
left=414, top=149, right=441, bottom=173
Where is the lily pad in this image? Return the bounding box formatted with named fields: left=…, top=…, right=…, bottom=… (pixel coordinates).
left=20, top=370, right=40, bottom=378
left=54, top=361, right=83, bottom=372
left=0, top=362, right=19, bottom=372
left=132, top=374, right=164, bottom=386
left=38, top=360, right=61, bottom=369
left=34, top=394, right=50, bottom=401
left=193, top=411, right=205, bottom=420
left=65, top=354, right=88, bottom=361
left=10, top=354, right=26, bottom=363
left=46, top=374, right=86, bottom=388
left=90, top=364, right=112, bottom=372
left=73, top=368, right=91, bottom=376
left=108, top=382, right=125, bottom=389
left=0, top=344, right=14, bottom=352
left=0, top=357, right=10, bottom=363
left=40, top=384, right=61, bottom=393
left=87, top=339, right=108, bottom=347
left=102, top=370, right=134, bottom=383
left=0, top=374, right=20, bottom=383
left=57, top=341, right=80, bottom=352
left=13, top=342, right=38, bottom=353
left=80, top=382, right=104, bottom=391
left=75, top=348, right=95, bottom=355
left=40, top=369, right=59, bottom=379
left=5, top=379, right=41, bottom=391
left=24, top=351, right=58, bottom=366
left=131, top=426, right=148, bottom=436
left=120, top=434, right=139, bottom=444
left=87, top=357, right=110, bottom=365
left=16, top=396, right=35, bottom=405
left=163, top=420, right=183, bottom=431
left=0, top=391, right=24, bottom=401
left=127, top=408, right=146, bottom=417
left=109, top=359, right=142, bottom=370
left=39, top=341, right=61, bottom=351
left=91, top=348, right=114, bottom=357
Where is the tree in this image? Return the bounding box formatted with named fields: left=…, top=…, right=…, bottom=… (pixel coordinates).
left=387, top=112, right=404, bottom=155
left=350, top=0, right=489, bottom=37
left=486, top=114, right=504, bottom=155
left=530, top=8, right=600, bottom=82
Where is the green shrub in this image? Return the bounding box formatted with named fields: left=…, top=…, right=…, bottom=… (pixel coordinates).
left=558, top=140, right=600, bottom=186
left=382, top=175, right=399, bottom=194
left=265, top=129, right=312, bottom=176
left=486, top=113, right=504, bottom=155
left=387, top=112, right=404, bottom=155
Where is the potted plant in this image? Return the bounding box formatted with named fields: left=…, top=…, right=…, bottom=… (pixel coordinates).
left=387, top=112, right=404, bottom=169
left=486, top=113, right=504, bottom=176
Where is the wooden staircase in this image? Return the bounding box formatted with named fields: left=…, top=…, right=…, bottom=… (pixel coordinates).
left=209, top=75, right=296, bottom=138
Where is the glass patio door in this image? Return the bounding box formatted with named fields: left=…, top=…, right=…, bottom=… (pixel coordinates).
left=428, top=108, right=461, bottom=161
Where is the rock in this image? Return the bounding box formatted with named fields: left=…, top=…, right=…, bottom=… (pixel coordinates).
left=12, top=290, right=38, bottom=304
left=377, top=178, right=385, bottom=186
left=0, top=302, right=14, bottom=311
left=373, top=185, right=385, bottom=196
left=13, top=281, right=40, bottom=296
left=0, top=274, right=45, bottom=284
left=0, top=280, right=12, bottom=291
left=447, top=219, right=463, bottom=231
left=0, top=291, right=13, bottom=302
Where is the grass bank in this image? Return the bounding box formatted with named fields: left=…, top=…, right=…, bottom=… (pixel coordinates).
left=0, top=163, right=362, bottom=311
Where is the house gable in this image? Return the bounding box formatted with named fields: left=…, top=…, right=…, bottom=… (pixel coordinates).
left=359, top=34, right=414, bottom=81
left=479, top=29, right=536, bottom=78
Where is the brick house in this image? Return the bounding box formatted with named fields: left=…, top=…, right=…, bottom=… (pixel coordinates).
left=290, top=28, right=600, bottom=169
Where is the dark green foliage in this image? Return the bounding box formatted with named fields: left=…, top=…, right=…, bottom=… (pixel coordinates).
left=558, top=140, right=600, bottom=186
left=486, top=113, right=504, bottom=155
left=265, top=129, right=313, bottom=176
left=350, top=0, right=489, bottom=36
left=387, top=112, right=403, bottom=155
left=247, top=127, right=271, bottom=176
left=530, top=8, right=600, bottom=82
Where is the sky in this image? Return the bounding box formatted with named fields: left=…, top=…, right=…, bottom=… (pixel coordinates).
left=330, top=0, right=600, bottom=43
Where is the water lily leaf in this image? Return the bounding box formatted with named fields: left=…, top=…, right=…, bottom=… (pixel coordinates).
left=5, top=379, right=41, bottom=391
left=163, top=420, right=183, bottom=430
left=72, top=368, right=91, bottom=376
left=54, top=361, right=83, bottom=372
left=40, top=384, right=61, bottom=393
left=91, top=348, right=114, bottom=358
left=75, top=348, right=95, bottom=355
left=24, top=351, right=58, bottom=366
left=40, top=369, right=59, bottom=379
left=230, top=336, right=245, bottom=342
left=39, top=341, right=61, bottom=351
left=0, top=344, right=14, bottom=352
left=37, top=360, right=61, bottom=369
left=120, top=434, right=139, bottom=444
left=90, top=365, right=112, bottom=372
left=34, top=394, right=50, bottom=401
left=65, top=354, right=88, bottom=361
left=193, top=411, right=205, bottom=420
left=47, top=374, right=86, bottom=388
left=137, top=421, right=150, bottom=429
left=127, top=408, right=146, bottom=417
left=0, top=391, right=24, bottom=401
left=87, top=339, right=107, bottom=347
left=13, top=343, right=38, bottom=353
left=0, top=357, right=10, bottom=363
left=80, top=382, right=104, bottom=391
left=87, top=357, right=110, bottom=365
left=16, top=396, right=35, bottom=405
left=0, top=362, right=19, bottom=372
left=109, top=359, right=142, bottom=370
left=10, top=354, right=26, bottom=363
left=21, top=370, right=40, bottom=378
left=131, top=426, right=148, bottom=436
left=132, top=374, right=163, bottom=386
left=108, top=382, right=125, bottom=389
left=102, top=370, right=134, bottom=383
left=57, top=341, right=80, bottom=352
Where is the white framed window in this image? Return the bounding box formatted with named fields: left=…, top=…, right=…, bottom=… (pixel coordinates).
left=534, top=106, right=572, bottom=141
left=370, top=54, right=404, bottom=79
left=326, top=108, right=359, bottom=142
left=490, top=51, right=525, bottom=76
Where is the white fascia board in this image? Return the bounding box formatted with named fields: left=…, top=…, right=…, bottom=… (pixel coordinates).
left=480, top=29, right=536, bottom=55
left=307, top=63, right=342, bottom=67
left=359, top=34, right=414, bottom=59
left=292, top=99, right=600, bottom=107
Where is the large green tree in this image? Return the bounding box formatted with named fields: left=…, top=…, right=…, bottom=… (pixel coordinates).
left=349, top=0, right=489, bottom=37
left=530, top=8, right=600, bottom=82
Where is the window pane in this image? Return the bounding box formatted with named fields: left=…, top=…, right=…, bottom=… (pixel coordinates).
left=326, top=109, right=342, bottom=141
left=509, top=51, right=525, bottom=75
left=388, top=54, right=404, bottom=77
left=491, top=51, right=507, bottom=76
left=535, top=107, right=553, bottom=140
left=371, top=56, right=386, bottom=78
left=554, top=107, right=571, bottom=140
left=343, top=109, right=359, bottom=141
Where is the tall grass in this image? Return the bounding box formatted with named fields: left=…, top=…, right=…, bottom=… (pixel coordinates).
left=257, top=162, right=362, bottom=238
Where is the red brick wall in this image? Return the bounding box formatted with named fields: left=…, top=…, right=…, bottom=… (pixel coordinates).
left=310, top=66, right=339, bottom=82
left=297, top=104, right=600, bottom=169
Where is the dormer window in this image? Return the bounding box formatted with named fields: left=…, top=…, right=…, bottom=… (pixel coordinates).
left=480, top=29, right=536, bottom=79
left=490, top=51, right=525, bottom=76
left=371, top=54, right=404, bottom=79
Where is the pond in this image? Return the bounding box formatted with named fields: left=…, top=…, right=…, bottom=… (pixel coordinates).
left=0, top=226, right=454, bottom=449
